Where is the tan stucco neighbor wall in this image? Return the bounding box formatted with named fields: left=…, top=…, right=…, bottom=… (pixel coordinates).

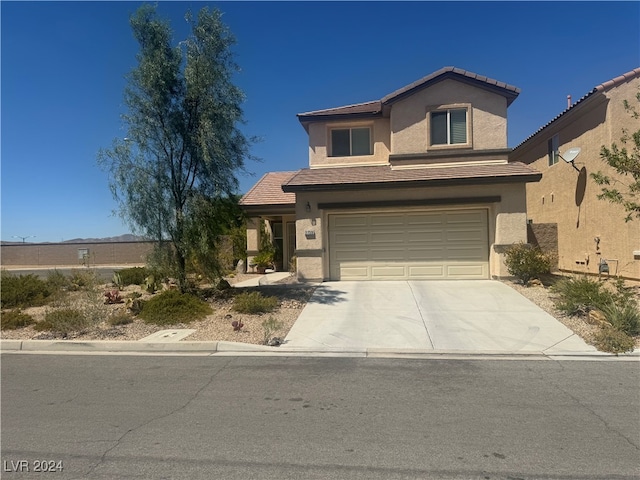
left=293, top=183, right=528, bottom=281
left=1, top=242, right=154, bottom=267
left=390, top=79, right=508, bottom=154
left=511, top=75, right=640, bottom=280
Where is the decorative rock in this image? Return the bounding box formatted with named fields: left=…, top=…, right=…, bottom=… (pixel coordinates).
left=236, top=259, right=246, bottom=274
left=588, top=309, right=611, bottom=328
left=268, top=337, right=283, bottom=347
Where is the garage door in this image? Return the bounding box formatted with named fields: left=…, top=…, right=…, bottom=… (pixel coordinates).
left=329, top=210, right=488, bottom=280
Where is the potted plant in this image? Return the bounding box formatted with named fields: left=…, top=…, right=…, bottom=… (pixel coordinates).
left=253, top=250, right=274, bottom=274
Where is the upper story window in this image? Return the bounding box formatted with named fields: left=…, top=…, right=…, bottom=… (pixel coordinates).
left=430, top=108, right=467, bottom=146
left=330, top=127, right=372, bottom=156
left=548, top=134, right=560, bottom=166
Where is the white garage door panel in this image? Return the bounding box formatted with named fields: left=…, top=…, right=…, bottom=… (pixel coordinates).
left=447, top=265, right=486, bottom=277
left=371, top=215, right=405, bottom=226
left=329, top=210, right=488, bottom=280
left=409, top=265, right=445, bottom=277
left=372, top=249, right=406, bottom=261
left=371, top=266, right=406, bottom=278
left=340, top=266, right=369, bottom=279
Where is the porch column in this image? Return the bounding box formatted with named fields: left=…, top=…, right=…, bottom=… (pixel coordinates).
left=246, top=217, right=260, bottom=269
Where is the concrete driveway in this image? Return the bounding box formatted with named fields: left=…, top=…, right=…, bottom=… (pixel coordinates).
left=284, top=281, right=598, bottom=355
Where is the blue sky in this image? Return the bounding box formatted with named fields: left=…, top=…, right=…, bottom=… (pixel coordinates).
left=2, top=1, right=639, bottom=243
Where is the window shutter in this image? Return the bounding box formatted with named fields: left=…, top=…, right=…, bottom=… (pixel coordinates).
left=449, top=109, right=467, bottom=144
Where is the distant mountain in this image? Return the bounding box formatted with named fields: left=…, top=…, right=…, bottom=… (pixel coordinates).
left=1, top=234, right=149, bottom=245
left=61, top=234, right=149, bottom=243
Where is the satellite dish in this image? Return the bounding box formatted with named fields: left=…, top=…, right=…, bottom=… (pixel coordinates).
left=558, top=147, right=581, bottom=172
left=560, top=147, right=581, bottom=163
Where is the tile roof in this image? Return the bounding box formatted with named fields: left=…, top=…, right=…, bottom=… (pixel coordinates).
left=297, top=66, right=521, bottom=121
left=240, top=171, right=298, bottom=206
left=297, top=100, right=382, bottom=119
left=380, top=66, right=520, bottom=106
left=282, top=163, right=540, bottom=192
left=513, top=67, right=640, bottom=150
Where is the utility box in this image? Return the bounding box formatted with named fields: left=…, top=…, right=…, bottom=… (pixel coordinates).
left=78, top=248, right=89, bottom=264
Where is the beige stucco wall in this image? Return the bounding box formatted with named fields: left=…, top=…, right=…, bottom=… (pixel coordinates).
left=390, top=79, right=508, bottom=154
left=0, top=242, right=153, bottom=267
left=246, top=217, right=260, bottom=260
left=306, top=80, right=509, bottom=169
left=293, top=183, right=528, bottom=281
left=510, top=76, right=640, bottom=279
left=307, top=117, right=391, bottom=168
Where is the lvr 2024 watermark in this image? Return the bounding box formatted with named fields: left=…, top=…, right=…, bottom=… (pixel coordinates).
left=3, top=459, right=64, bottom=473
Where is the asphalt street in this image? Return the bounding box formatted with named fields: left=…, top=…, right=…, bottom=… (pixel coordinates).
left=1, top=354, right=639, bottom=480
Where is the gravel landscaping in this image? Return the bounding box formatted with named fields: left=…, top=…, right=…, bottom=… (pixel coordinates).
left=0, top=273, right=316, bottom=346
left=2, top=271, right=638, bottom=349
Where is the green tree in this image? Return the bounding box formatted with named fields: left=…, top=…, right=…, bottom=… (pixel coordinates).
left=591, top=89, right=640, bottom=222
left=99, top=5, right=254, bottom=291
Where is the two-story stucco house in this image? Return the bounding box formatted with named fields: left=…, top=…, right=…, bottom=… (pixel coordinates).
left=240, top=67, right=541, bottom=281
left=510, top=68, right=640, bottom=280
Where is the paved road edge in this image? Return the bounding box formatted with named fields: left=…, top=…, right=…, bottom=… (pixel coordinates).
left=2, top=339, right=638, bottom=360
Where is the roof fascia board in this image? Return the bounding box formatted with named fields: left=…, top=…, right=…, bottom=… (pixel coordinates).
left=239, top=204, right=296, bottom=215
left=390, top=148, right=512, bottom=162
left=318, top=196, right=502, bottom=210
left=283, top=173, right=542, bottom=193
left=512, top=91, right=607, bottom=155
left=297, top=110, right=383, bottom=125
left=382, top=72, right=519, bottom=106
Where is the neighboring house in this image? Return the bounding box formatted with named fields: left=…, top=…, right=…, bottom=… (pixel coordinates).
left=240, top=67, right=541, bottom=281
left=510, top=68, right=640, bottom=280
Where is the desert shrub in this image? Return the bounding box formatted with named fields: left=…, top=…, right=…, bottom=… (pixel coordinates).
left=144, top=274, right=161, bottom=294
left=503, top=243, right=553, bottom=285
left=138, top=290, right=212, bottom=326
left=1, top=271, right=53, bottom=308
left=262, top=316, right=283, bottom=345
left=46, top=269, right=70, bottom=291
left=128, top=298, right=145, bottom=315
left=108, top=312, right=134, bottom=326
left=116, top=267, right=149, bottom=286
left=233, top=291, right=278, bottom=314
left=551, top=276, right=613, bottom=315
left=592, top=327, right=636, bottom=354
left=1, top=310, right=35, bottom=330
left=68, top=269, right=99, bottom=291
left=600, top=300, right=640, bottom=336
left=35, top=308, right=92, bottom=334
left=610, top=277, right=637, bottom=305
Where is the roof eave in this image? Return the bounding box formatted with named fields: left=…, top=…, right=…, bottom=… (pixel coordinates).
left=297, top=110, right=383, bottom=125
left=381, top=69, right=520, bottom=107
left=239, top=203, right=296, bottom=215
left=282, top=173, right=542, bottom=193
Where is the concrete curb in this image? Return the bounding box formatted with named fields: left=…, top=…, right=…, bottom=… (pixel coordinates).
left=2, top=339, right=638, bottom=360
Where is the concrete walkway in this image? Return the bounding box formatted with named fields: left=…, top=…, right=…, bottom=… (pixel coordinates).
left=284, top=281, right=601, bottom=355
left=232, top=271, right=292, bottom=287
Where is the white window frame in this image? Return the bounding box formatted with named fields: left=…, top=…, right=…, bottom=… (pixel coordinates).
left=548, top=134, right=560, bottom=166
left=329, top=125, right=373, bottom=157
left=427, top=104, right=472, bottom=149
